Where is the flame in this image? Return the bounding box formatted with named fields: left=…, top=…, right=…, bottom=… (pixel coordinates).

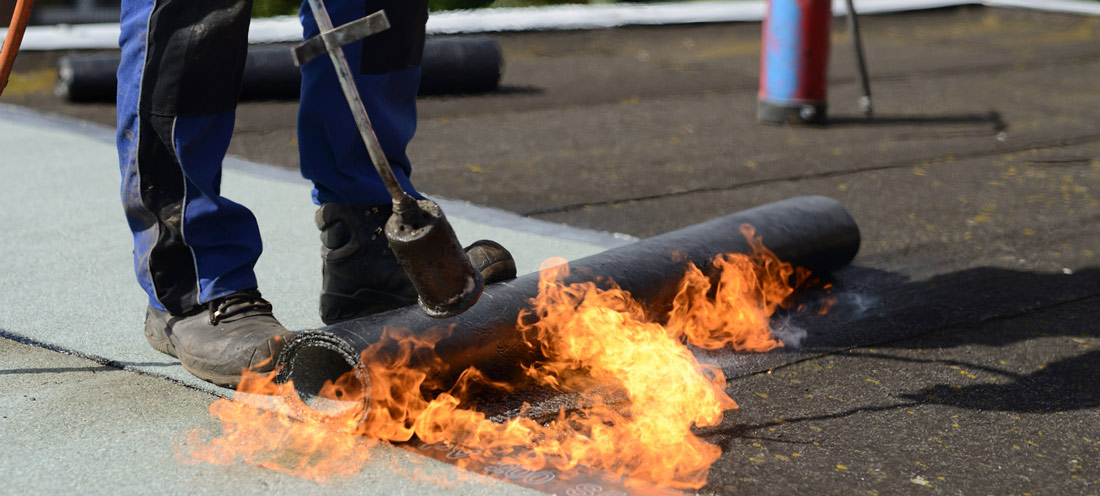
left=184, top=223, right=818, bottom=489
left=669, top=224, right=811, bottom=351
left=180, top=369, right=375, bottom=482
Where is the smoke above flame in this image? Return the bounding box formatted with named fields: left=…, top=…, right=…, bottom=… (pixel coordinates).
left=182, top=224, right=817, bottom=489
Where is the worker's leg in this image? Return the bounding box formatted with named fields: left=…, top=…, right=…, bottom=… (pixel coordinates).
left=117, top=0, right=289, bottom=387
left=297, top=0, right=427, bottom=206
left=298, top=0, right=427, bottom=324
left=118, top=0, right=259, bottom=314
left=298, top=0, right=516, bottom=324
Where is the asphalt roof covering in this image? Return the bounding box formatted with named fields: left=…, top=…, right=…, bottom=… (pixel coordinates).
left=2, top=1, right=1100, bottom=494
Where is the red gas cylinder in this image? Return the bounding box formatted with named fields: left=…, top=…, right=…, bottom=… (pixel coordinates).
left=758, top=0, right=832, bottom=125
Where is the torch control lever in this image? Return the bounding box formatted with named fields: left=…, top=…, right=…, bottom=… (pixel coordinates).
left=301, top=0, right=484, bottom=318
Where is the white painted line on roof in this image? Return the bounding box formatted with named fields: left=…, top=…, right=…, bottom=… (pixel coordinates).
left=428, top=0, right=973, bottom=32
left=2, top=0, right=1094, bottom=51
left=0, top=0, right=971, bottom=51
left=247, top=14, right=305, bottom=44
left=426, top=1, right=769, bottom=34
left=842, top=0, right=978, bottom=14
left=986, top=0, right=1100, bottom=15
left=5, top=21, right=120, bottom=51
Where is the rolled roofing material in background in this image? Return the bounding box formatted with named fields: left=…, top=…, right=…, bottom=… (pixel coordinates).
left=418, top=36, right=502, bottom=96
left=55, top=36, right=503, bottom=102
left=275, top=195, right=862, bottom=406
left=54, top=52, right=121, bottom=102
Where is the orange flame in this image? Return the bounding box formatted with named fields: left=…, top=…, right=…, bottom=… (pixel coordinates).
left=180, top=370, right=375, bottom=482
left=184, top=223, right=818, bottom=489
left=669, top=224, right=810, bottom=351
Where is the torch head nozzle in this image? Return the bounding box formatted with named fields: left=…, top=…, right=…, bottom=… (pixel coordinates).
left=385, top=198, right=484, bottom=318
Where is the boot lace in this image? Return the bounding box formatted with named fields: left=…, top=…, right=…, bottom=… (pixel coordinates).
left=209, top=289, right=274, bottom=325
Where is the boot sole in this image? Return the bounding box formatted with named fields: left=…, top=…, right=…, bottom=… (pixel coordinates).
left=146, top=312, right=242, bottom=387
left=144, top=305, right=285, bottom=389
left=177, top=359, right=248, bottom=388
left=176, top=335, right=287, bottom=389
left=481, top=259, right=517, bottom=284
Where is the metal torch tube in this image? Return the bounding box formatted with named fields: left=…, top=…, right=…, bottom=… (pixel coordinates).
left=305, top=0, right=411, bottom=204
left=275, top=196, right=861, bottom=403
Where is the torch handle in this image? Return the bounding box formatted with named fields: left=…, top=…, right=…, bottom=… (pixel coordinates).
left=0, top=0, right=34, bottom=97
left=304, top=0, right=412, bottom=204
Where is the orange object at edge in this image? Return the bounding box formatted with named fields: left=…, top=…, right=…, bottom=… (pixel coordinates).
left=0, top=0, right=35, bottom=97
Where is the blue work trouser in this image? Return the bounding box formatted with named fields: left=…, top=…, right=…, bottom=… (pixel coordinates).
left=117, top=0, right=426, bottom=315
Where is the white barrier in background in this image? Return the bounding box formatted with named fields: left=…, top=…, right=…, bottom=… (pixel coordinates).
left=3, top=0, right=1097, bottom=51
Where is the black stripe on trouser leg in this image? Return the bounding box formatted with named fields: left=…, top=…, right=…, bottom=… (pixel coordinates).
left=141, top=0, right=252, bottom=116
left=360, top=0, right=428, bottom=75
left=131, top=0, right=252, bottom=314
left=136, top=114, right=200, bottom=314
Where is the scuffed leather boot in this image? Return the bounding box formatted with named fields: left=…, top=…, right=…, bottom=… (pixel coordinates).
left=316, top=203, right=518, bottom=325
left=316, top=203, right=419, bottom=325
left=144, top=288, right=292, bottom=388
left=464, top=239, right=517, bottom=284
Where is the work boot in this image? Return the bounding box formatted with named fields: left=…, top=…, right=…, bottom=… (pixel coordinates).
left=465, top=239, right=517, bottom=284
left=316, top=203, right=418, bottom=325
left=144, top=289, right=292, bottom=388
left=316, top=203, right=518, bottom=325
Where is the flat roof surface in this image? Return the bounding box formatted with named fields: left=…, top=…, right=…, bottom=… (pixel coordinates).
left=2, top=3, right=1099, bottom=494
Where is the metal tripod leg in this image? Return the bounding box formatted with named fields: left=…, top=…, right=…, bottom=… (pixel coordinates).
left=844, top=0, right=873, bottom=117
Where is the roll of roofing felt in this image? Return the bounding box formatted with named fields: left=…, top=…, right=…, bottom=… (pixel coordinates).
left=55, top=53, right=119, bottom=102
left=55, top=36, right=504, bottom=102
left=239, top=46, right=303, bottom=101
left=418, top=36, right=502, bottom=95
left=275, top=195, right=861, bottom=405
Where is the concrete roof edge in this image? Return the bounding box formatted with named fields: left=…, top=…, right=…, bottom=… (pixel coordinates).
left=0, top=327, right=227, bottom=397
left=0, top=102, right=635, bottom=248
left=220, top=154, right=639, bottom=248
left=0, top=102, right=115, bottom=141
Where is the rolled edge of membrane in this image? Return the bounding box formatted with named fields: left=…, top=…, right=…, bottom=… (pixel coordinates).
left=274, top=195, right=861, bottom=394
left=274, top=330, right=358, bottom=389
